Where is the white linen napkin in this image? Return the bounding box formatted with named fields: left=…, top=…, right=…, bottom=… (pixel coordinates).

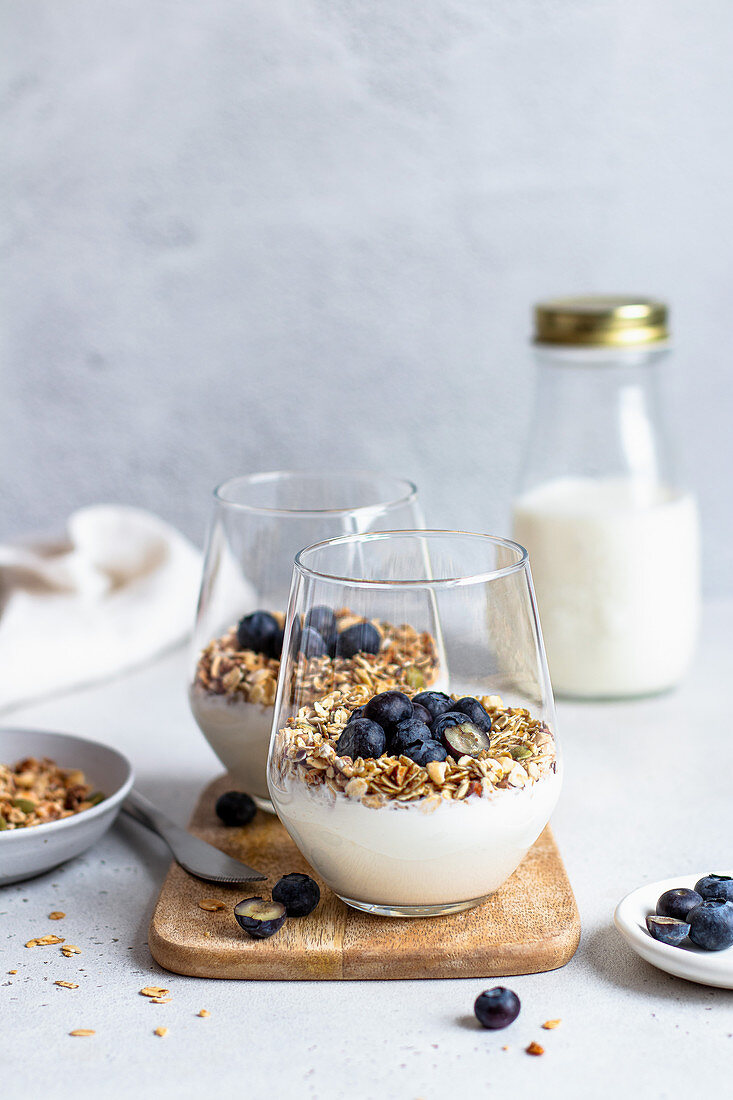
left=0, top=505, right=202, bottom=712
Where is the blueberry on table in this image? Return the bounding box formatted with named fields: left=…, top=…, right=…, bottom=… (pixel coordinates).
left=233, top=898, right=287, bottom=939
left=333, top=621, right=381, bottom=659
left=453, top=697, right=492, bottom=734
left=335, top=718, right=386, bottom=761
left=656, top=887, right=703, bottom=921
left=236, top=611, right=280, bottom=654
left=687, top=899, right=733, bottom=950
left=215, top=791, right=257, bottom=827
left=474, top=987, right=521, bottom=1030
left=694, top=874, right=733, bottom=903
left=272, top=873, right=321, bottom=917
left=299, top=626, right=328, bottom=658
left=432, top=712, right=492, bottom=760
left=412, top=691, right=453, bottom=721
left=403, top=739, right=448, bottom=767
left=365, top=690, right=413, bottom=730
left=303, top=606, right=337, bottom=639
left=390, top=716, right=433, bottom=755
left=646, top=915, right=691, bottom=946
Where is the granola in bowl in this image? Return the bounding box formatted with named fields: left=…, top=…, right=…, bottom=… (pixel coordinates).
left=0, top=757, right=104, bottom=831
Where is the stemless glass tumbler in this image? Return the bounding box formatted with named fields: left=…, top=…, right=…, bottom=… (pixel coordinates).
left=188, top=472, right=423, bottom=811
left=268, top=531, right=562, bottom=918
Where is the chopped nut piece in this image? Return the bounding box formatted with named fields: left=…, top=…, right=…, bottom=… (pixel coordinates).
left=197, top=1009, right=211, bottom=1018
left=542, top=1019, right=561, bottom=1030
left=48, top=911, right=66, bottom=920
left=153, top=1027, right=168, bottom=1038
left=55, top=980, right=79, bottom=989
left=140, top=986, right=170, bottom=998
left=69, top=1029, right=95, bottom=1037
left=526, top=1041, right=545, bottom=1056
left=26, top=935, right=65, bottom=948
left=198, top=898, right=226, bottom=912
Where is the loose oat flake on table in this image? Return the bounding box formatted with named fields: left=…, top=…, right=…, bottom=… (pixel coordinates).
left=0, top=757, right=104, bottom=830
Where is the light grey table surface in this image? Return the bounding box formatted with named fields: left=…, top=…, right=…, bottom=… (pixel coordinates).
left=2, top=603, right=732, bottom=1099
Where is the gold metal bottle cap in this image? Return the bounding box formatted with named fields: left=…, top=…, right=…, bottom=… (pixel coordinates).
left=534, top=296, right=669, bottom=347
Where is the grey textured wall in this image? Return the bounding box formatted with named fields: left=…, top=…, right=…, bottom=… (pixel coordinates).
left=3, top=1, right=732, bottom=592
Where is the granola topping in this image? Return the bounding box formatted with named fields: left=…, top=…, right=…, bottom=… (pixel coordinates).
left=273, top=691, right=556, bottom=807
left=192, top=610, right=439, bottom=709
left=0, top=757, right=104, bottom=831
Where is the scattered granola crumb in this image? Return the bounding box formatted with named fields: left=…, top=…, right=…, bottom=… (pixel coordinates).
left=502, top=1045, right=510, bottom=1051
left=69, top=1029, right=95, bottom=1037
left=526, top=1041, right=545, bottom=1056
left=8, top=970, right=17, bottom=975
left=198, top=898, right=226, bottom=912
left=150, top=997, right=171, bottom=1004
left=26, top=934, right=65, bottom=948
left=154, top=1027, right=168, bottom=1038
left=203, top=931, right=212, bottom=938
left=61, top=945, right=81, bottom=957
left=55, top=980, right=79, bottom=989
left=197, top=1009, right=211, bottom=1018
left=140, top=986, right=170, bottom=999
left=542, top=1019, right=561, bottom=1030
left=48, top=911, right=66, bottom=920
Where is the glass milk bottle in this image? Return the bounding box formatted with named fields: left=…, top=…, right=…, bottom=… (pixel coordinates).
left=512, top=297, right=700, bottom=699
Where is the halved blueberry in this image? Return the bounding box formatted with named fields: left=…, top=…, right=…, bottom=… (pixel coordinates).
left=335, top=718, right=386, bottom=760
left=694, top=874, right=733, bottom=903
left=403, top=739, right=447, bottom=767
left=646, top=914, right=690, bottom=946
left=215, top=790, right=257, bottom=827
left=453, top=697, right=492, bottom=734
left=233, top=897, right=287, bottom=939
left=656, top=888, right=702, bottom=922
left=236, top=611, right=279, bottom=654
left=688, top=899, right=733, bottom=950
left=333, top=622, right=381, bottom=659
left=365, top=690, right=413, bottom=730
left=432, top=711, right=491, bottom=759
left=474, top=987, right=521, bottom=1030
left=390, top=716, right=433, bottom=756
left=303, top=606, right=337, bottom=639
left=272, top=873, right=320, bottom=917
left=412, top=691, right=453, bottom=721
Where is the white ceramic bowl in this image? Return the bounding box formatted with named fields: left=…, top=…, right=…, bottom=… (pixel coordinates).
left=0, top=727, right=134, bottom=886
left=614, top=872, right=733, bottom=989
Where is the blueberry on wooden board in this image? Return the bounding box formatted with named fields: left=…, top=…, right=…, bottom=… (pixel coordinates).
left=215, top=791, right=256, bottom=827
left=233, top=898, right=287, bottom=940
left=272, top=873, right=320, bottom=917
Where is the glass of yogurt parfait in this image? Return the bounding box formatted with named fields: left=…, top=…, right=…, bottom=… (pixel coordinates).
left=268, top=530, right=561, bottom=917
left=188, top=472, right=424, bottom=812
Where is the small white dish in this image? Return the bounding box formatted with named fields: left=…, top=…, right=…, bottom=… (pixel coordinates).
left=614, top=872, right=733, bottom=989
left=0, top=727, right=133, bottom=886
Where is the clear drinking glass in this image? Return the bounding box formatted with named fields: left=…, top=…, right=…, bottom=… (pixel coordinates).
left=268, top=531, right=561, bottom=918
left=189, top=472, right=423, bottom=812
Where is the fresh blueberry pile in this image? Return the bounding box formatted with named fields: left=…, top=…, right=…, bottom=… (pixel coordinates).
left=646, top=874, right=733, bottom=951
left=235, top=606, right=381, bottom=663
left=234, top=873, right=321, bottom=940
left=335, top=689, right=493, bottom=767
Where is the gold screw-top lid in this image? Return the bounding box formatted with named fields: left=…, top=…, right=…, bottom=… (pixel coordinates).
left=534, top=296, right=669, bottom=347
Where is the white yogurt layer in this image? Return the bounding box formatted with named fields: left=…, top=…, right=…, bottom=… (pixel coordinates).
left=190, top=689, right=273, bottom=802
left=270, top=768, right=561, bottom=906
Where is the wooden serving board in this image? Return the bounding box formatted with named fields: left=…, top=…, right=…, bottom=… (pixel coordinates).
left=149, top=776, right=580, bottom=980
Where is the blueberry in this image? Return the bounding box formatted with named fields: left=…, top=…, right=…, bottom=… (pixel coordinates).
left=694, top=874, right=733, bottom=903
left=474, top=987, right=521, bottom=1030
left=656, top=887, right=703, bottom=922
left=390, top=716, right=433, bottom=756
left=453, top=697, right=492, bottom=734
left=346, top=705, right=367, bottom=723
left=411, top=702, right=433, bottom=726
left=265, top=628, right=285, bottom=660
left=412, top=691, right=453, bottom=721
left=272, top=873, right=320, bottom=917
left=303, top=606, right=337, bottom=639
left=333, top=621, right=381, bottom=659
left=364, top=690, right=413, bottom=731
left=299, top=626, right=328, bottom=658
left=402, top=739, right=448, bottom=767
left=335, top=718, right=386, bottom=760
left=215, top=790, right=257, bottom=827
left=236, top=611, right=279, bottom=654
left=233, top=897, right=287, bottom=939
left=431, top=711, right=492, bottom=760
left=688, top=898, right=733, bottom=950
left=646, top=915, right=691, bottom=946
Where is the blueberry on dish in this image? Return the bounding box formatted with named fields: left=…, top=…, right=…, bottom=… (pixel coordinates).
left=656, top=887, right=702, bottom=922
left=646, top=915, right=690, bottom=946
left=694, top=874, right=733, bottom=903
left=687, top=899, right=733, bottom=950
